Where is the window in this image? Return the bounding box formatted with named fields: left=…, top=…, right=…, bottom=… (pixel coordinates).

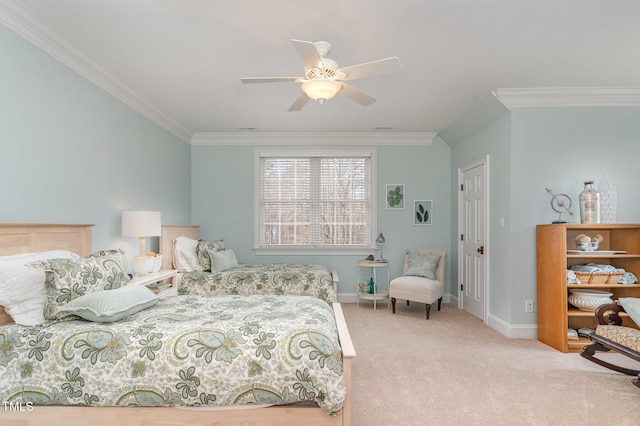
left=255, top=149, right=377, bottom=254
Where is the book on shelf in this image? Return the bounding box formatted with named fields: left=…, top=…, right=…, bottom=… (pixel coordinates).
left=567, top=328, right=579, bottom=340
left=146, top=282, right=172, bottom=293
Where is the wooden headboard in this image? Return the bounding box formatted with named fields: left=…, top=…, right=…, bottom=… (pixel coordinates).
left=0, top=223, right=93, bottom=324
left=160, top=225, right=199, bottom=270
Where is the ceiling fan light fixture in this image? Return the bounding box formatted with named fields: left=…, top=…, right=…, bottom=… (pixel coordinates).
left=302, top=79, right=342, bottom=103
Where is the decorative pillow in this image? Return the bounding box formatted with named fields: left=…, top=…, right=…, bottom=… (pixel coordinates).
left=196, top=239, right=225, bottom=271
left=0, top=250, right=80, bottom=325
left=619, top=298, right=640, bottom=327
left=30, top=249, right=130, bottom=321
left=403, top=252, right=441, bottom=280
left=86, top=249, right=130, bottom=283
left=59, top=284, right=159, bottom=322
left=208, top=249, right=238, bottom=272
left=173, top=236, right=203, bottom=272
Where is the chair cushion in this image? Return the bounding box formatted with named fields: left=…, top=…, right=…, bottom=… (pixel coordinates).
left=390, top=275, right=443, bottom=305
left=403, top=252, right=441, bottom=279
left=595, top=325, right=640, bottom=352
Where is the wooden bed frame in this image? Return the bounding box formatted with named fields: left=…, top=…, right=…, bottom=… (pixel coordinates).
left=0, top=223, right=355, bottom=426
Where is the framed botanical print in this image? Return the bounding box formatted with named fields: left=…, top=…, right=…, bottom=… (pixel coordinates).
left=385, top=184, right=405, bottom=210
left=413, top=200, right=432, bottom=225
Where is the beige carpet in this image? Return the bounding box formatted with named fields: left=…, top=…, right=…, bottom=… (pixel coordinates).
left=342, top=302, right=640, bottom=426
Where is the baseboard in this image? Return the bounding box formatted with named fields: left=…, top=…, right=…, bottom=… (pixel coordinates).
left=488, top=313, right=538, bottom=339
left=338, top=292, right=456, bottom=305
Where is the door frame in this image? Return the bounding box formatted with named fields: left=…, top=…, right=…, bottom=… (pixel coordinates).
left=457, top=155, right=490, bottom=323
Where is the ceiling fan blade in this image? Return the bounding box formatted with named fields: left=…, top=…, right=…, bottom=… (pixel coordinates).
left=337, top=57, right=401, bottom=81
left=291, top=39, right=323, bottom=70
left=241, top=77, right=300, bottom=84
left=287, top=92, right=310, bottom=112
left=338, top=83, right=377, bottom=107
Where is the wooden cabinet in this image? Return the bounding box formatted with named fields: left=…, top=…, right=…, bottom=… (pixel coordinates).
left=536, top=224, right=640, bottom=353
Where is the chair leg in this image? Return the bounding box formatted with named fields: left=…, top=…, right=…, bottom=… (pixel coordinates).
left=391, top=297, right=396, bottom=314
left=437, top=297, right=442, bottom=311
left=425, top=303, right=431, bottom=319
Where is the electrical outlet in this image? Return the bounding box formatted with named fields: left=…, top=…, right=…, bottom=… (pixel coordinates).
left=525, top=300, right=534, bottom=313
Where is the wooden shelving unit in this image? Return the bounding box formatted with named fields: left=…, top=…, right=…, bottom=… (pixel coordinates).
left=536, top=224, right=640, bottom=353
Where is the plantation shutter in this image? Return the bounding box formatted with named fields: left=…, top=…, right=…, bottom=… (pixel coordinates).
left=258, top=152, right=372, bottom=249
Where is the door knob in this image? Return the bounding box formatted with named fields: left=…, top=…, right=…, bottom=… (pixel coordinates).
left=477, top=246, right=484, bottom=255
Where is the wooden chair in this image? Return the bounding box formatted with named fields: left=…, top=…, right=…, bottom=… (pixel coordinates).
left=390, top=249, right=446, bottom=319
left=580, top=302, right=640, bottom=388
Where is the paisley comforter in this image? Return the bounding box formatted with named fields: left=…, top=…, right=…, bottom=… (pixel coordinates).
left=0, top=294, right=346, bottom=414
left=179, top=263, right=336, bottom=304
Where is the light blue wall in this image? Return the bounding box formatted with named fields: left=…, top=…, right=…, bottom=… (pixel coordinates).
left=7, top=18, right=640, bottom=331
left=510, top=106, right=640, bottom=325
left=443, top=97, right=640, bottom=329
left=191, top=141, right=452, bottom=294
left=447, top=109, right=512, bottom=322
left=0, top=25, right=191, bottom=254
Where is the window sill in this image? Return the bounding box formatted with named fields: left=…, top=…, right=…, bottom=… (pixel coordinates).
left=253, top=247, right=376, bottom=256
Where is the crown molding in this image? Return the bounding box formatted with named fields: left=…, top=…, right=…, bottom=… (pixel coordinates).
left=190, top=132, right=436, bottom=146
left=0, top=0, right=192, bottom=142
left=492, top=87, right=640, bottom=108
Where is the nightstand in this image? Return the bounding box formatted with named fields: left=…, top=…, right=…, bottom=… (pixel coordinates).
left=128, top=270, right=178, bottom=297
left=356, top=260, right=390, bottom=310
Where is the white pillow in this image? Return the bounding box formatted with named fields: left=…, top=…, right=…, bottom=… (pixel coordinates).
left=0, top=250, right=80, bottom=325
left=59, top=285, right=159, bottom=322
left=208, top=249, right=238, bottom=272
left=173, top=236, right=203, bottom=272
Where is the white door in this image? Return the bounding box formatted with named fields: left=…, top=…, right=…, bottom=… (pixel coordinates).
left=459, top=158, right=488, bottom=321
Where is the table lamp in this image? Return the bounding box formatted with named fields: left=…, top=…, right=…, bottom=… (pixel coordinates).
left=376, top=232, right=386, bottom=261
left=122, top=210, right=161, bottom=275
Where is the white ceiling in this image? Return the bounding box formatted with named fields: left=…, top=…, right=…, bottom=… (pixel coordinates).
left=2, top=0, right=640, bottom=142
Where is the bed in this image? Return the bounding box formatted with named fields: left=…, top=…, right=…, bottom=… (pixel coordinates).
left=0, top=223, right=355, bottom=426
left=159, top=225, right=339, bottom=302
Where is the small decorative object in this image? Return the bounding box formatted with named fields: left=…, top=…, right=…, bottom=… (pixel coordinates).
left=413, top=200, right=433, bottom=225
left=149, top=253, right=163, bottom=272
left=376, top=232, right=386, bottom=261
left=579, top=181, right=601, bottom=224
left=568, top=289, right=613, bottom=312
left=598, top=174, right=617, bottom=223
left=574, top=233, right=603, bottom=251
left=545, top=187, right=574, bottom=224
left=369, top=277, right=375, bottom=294
left=386, top=184, right=405, bottom=210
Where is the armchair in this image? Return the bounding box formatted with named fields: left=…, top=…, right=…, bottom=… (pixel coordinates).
left=390, top=248, right=446, bottom=319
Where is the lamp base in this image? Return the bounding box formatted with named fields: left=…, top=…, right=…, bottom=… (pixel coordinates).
left=131, top=255, right=155, bottom=276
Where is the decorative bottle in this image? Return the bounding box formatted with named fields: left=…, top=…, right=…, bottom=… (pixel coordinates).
left=369, top=277, right=375, bottom=294
left=579, top=181, right=601, bottom=224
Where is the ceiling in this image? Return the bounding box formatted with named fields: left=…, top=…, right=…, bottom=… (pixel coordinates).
left=2, top=0, right=640, bottom=142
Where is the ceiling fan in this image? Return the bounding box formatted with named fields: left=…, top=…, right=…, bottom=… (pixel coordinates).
left=241, top=39, right=402, bottom=112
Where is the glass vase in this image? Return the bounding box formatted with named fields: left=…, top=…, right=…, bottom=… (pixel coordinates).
left=579, top=181, right=601, bottom=224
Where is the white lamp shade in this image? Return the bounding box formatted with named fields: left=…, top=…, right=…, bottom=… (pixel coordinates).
left=122, top=211, right=161, bottom=237
left=302, top=79, right=341, bottom=101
